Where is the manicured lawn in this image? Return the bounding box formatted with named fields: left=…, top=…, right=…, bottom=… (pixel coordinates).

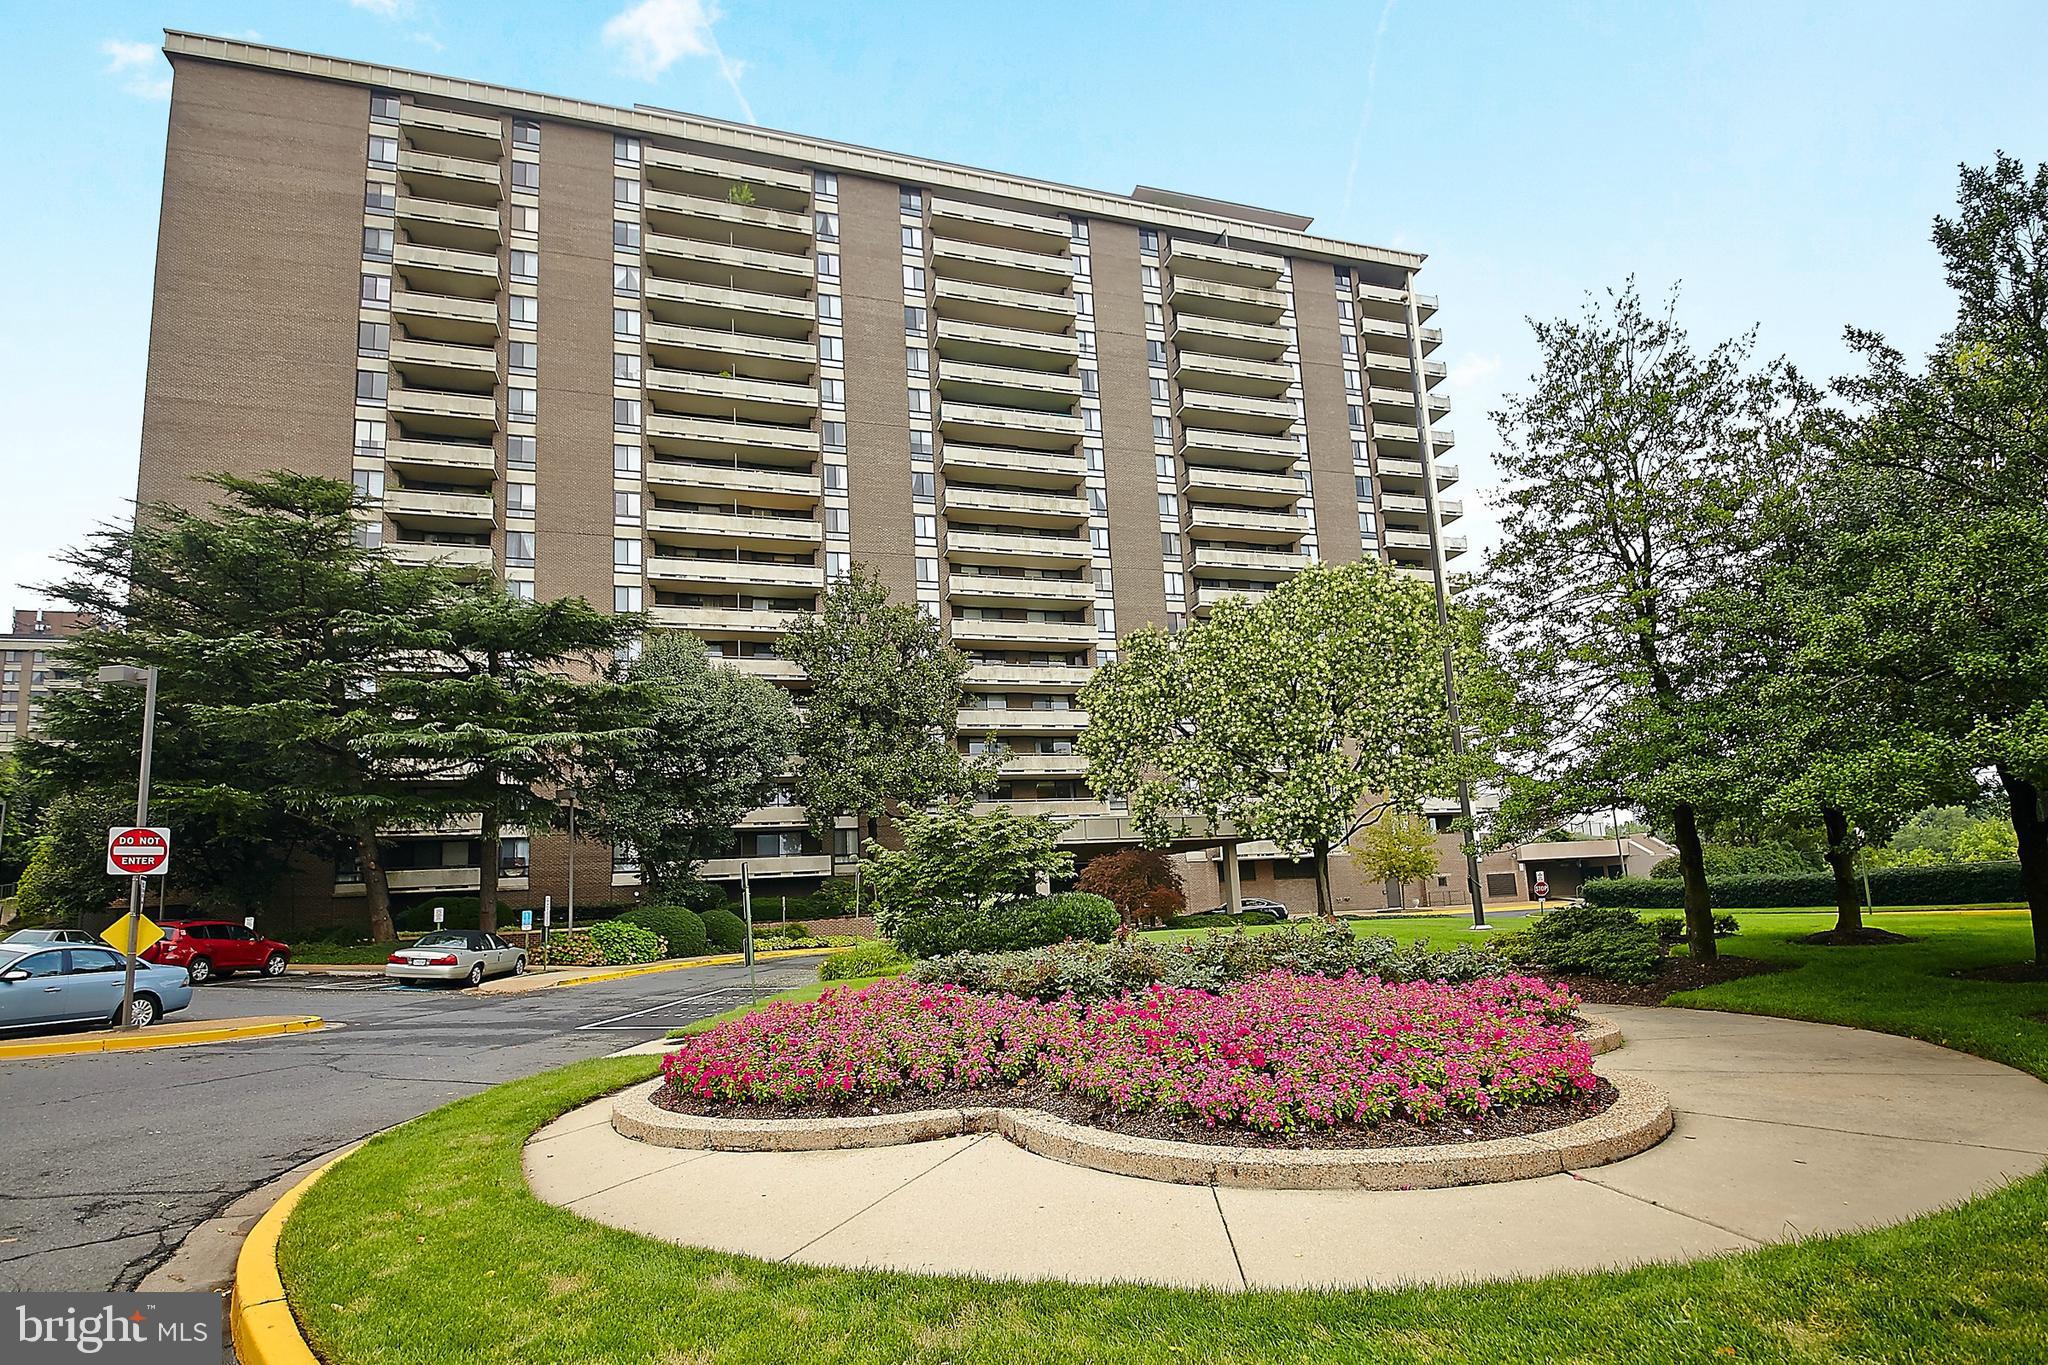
left=288, top=940, right=409, bottom=965
left=278, top=912, right=2048, bottom=1364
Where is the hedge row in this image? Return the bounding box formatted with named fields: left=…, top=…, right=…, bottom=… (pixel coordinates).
left=1583, top=860, right=2026, bottom=910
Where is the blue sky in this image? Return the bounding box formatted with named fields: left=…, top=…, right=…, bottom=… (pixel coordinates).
left=4, top=0, right=2046, bottom=607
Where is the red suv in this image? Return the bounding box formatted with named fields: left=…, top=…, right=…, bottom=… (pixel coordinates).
left=143, top=921, right=292, bottom=984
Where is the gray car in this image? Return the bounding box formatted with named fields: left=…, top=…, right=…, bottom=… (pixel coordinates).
left=2, top=929, right=101, bottom=947
left=0, top=944, right=194, bottom=1031
left=383, top=931, right=528, bottom=987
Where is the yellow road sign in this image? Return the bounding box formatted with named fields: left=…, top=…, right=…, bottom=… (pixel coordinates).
left=100, top=912, right=165, bottom=958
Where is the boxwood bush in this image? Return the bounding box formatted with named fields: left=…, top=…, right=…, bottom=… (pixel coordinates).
left=817, top=939, right=911, bottom=981
left=890, top=891, right=1119, bottom=959
left=587, top=919, right=661, bottom=966
left=1585, top=861, right=2025, bottom=910
left=1496, top=906, right=1663, bottom=984
left=697, top=906, right=748, bottom=953
left=620, top=905, right=709, bottom=959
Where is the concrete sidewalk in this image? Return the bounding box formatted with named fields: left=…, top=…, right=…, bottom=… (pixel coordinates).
left=526, top=1006, right=2048, bottom=1290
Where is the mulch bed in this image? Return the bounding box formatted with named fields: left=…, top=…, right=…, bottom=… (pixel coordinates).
left=1795, top=927, right=1919, bottom=946
left=1955, top=962, right=2048, bottom=984
left=1556, top=955, right=1788, bottom=1007
left=653, top=1077, right=1620, bottom=1151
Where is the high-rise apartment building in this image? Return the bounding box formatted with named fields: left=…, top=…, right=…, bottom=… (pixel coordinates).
left=138, top=33, right=1507, bottom=920
left=0, top=610, right=89, bottom=750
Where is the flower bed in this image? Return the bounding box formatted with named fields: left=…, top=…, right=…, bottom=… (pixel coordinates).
left=658, top=971, right=1605, bottom=1144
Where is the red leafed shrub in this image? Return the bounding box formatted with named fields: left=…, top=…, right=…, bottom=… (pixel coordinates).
left=1078, top=848, right=1186, bottom=925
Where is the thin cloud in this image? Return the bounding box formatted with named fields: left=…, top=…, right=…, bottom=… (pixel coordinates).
left=602, top=0, right=754, bottom=123
left=348, top=0, right=410, bottom=15
left=1340, top=0, right=1399, bottom=222
left=102, top=39, right=170, bottom=100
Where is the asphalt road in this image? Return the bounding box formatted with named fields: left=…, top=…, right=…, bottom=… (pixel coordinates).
left=0, top=959, right=816, bottom=1293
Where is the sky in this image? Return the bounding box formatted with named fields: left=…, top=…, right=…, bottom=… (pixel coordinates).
left=3, top=0, right=2046, bottom=609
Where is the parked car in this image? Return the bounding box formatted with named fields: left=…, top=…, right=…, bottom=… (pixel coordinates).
left=142, top=921, right=292, bottom=984
left=384, top=931, right=528, bottom=987
left=2, top=928, right=100, bottom=947
left=0, top=943, right=194, bottom=1030
left=1199, top=897, right=1292, bottom=923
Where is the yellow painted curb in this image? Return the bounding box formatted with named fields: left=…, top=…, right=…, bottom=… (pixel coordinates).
left=525, top=946, right=834, bottom=990
left=231, top=1153, right=348, bottom=1365
left=0, top=1015, right=325, bottom=1061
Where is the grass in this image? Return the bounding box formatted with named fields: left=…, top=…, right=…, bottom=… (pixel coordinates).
left=278, top=912, right=2048, bottom=1364
left=288, top=940, right=409, bottom=965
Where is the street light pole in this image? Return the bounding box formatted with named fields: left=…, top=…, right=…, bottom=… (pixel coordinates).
left=99, top=664, right=159, bottom=1029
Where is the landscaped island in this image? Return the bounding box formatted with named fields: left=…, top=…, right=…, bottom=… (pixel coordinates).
left=655, top=970, right=1613, bottom=1149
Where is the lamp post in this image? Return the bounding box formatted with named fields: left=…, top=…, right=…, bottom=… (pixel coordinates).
left=98, top=664, right=159, bottom=1029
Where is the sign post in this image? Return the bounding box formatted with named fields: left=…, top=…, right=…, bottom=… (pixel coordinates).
left=740, top=861, right=755, bottom=996
left=98, top=664, right=160, bottom=1028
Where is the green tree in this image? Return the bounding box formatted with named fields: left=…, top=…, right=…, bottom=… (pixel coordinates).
left=1870, top=804, right=2020, bottom=868
left=778, top=566, right=993, bottom=852
left=1079, top=561, right=1460, bottom=919
left=24, top=472, right=468, bottom=940
left=11, top=792, right=127, bottom=924
left=861, top=801, right=1073, bottom=939
left=1349, top=811, right=1441, bottom=911
left=0, top=754, right=37, bottom=886
left=1075, top=847, right=1185, bottom=925
left=580, top=630, right=797, bottom=904
left=1472, top=282, right=1813, bottom=959
left=362, top=590, right=648, bottom=932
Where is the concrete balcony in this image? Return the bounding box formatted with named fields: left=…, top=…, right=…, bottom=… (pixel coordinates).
left=956, top=707, right=1088, bottom=733
left=644, top=277, right=816, bottom=340
left=398, top=102, right=501, bottom=157
left=642, top=145, right=811, bottom=211
left=943, top=484, right=1089, bottom=530
left=697, top=854, right=833, bottom=881
left=1384, top=529, right=1436, bottom=551
left=391, top=290, right=499, bottom=346
left=950, top=616, right=1094, bottom=647
left=930, top=236, right=1074, bottom=293
left=1353, top=282, right=1416, bottom=323
left=1359, top=317, right=1443, bottom=357
left=977, top=798, right=1108, bottom=820
left=645, top=233, right=814, bottom=297
left=721, top=653, right=806, bottom=683
left=1443, top=533, right=1468, bottom=556
left=397, top=147, right=501, bottom=206
left=964, top=661, right=1094, bottom=692
left=645, top=507, right=823, bottom=550
left=1173, top=351, right=1293, bottom=399
left=385, top=438, right=496, bottom=485
left=387, top=385, right=499, bottom=438
left=1192, top=583, right=1274, bottom=612
left=644, top=459, right=821, bottom=509
left=997, top=751, right=1089, bottom=778
left=389, top=337, right=498, bottom=394
left=1437, top=498, right=1464, bottom=523
left=1190, top=544, right=1308, bottom=578
left=1372, top=421, right=1422, bottom=454
left=643, top=187, right=812, bottom=254
left=936, top=359, right=1082, bottom=412
left=1176, top=389, right=1297, bottom=436
left=1436, top=462, right=1460, bottom=486
left=645, top=368, right=819, bottom=424
left=1172, top=313, right=1290, bottom=361
left=946, top=572, right=1094, bottom=608
left=385, top=866, right=494, bottom=894
left=645, top=322, right=814, bottom=382
left=1379, top=492, right=1430, bottom=518
left=929, top=196, right=1071, bottom=253
left=395, top=194, right=500, bottom=252
left=938, top=401, right=1085, bottom=451
left=1178, top=427, right=1301, bottom=471
left=383, top=540, right=492, bottom=573
left=649, top=603, right=813, bottom=639
left=939, top=441, right=1087, bottom=491
left=932, top=277, right=1076, bottom=333
left=1167, top=276, right=1287, bottom=325
left=647, top=556, right=823, bottom=592
left=393, top=241, right=499, bottom=301
left=934, top=317, right=1079, bottom=373
left=645, top=412, right=820, bottom=464
left=384, top=487, right=496, bottom=532
left=945, top=527, right=1092, bottom=570
left=736, top=803, right=810, bottom=830
left=1181, top=464, right=1304, bottom=507
left=1432, top=427, right=1456, bottom=451
left=1163, top=238, right=1285, bottom=289
left=1187, top=504, right=1309, bottom=543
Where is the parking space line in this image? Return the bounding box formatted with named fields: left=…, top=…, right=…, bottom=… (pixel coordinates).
left=576, top=985, right=778, bottom=1031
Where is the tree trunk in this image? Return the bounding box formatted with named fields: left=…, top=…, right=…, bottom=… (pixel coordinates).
left=1312, top=840, right=1335, bottom=920
left=354, top=827, right=395, bottom=943
left=477, top=806, right=500, bottom=934
left=1820, top=804, right=1863, bottom=937
left=1669, top=802, right=1717, bottom=961
left=1996, top=765, right=2048, bottom=967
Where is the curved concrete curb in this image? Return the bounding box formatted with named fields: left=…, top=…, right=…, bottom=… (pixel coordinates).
left=0, top=1014, right=326, bottom=1062
left=611, top=1068, right=1673, bottom=1191
left=230, top=1152, right=349, bottom=1365
left=1577, top=1012, right=1623, bottom=1056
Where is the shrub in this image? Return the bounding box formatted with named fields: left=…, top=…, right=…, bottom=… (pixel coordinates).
left=1586, top=861, right=2026, bottom=910
left=757, top=920, right=811, bottom=941
left=621, top=905, right=709, bottom=959
left=698, top=906, right=748, bottom=953
left=1646, top=913, right=1740, bottom=945
left=1077, top=848, right=1187, bottom=925
left=866, top=803, right=1076, bottom=944
left=393, top=896, right=481, bottom=932
left=542, top=930, right=603, bottom=967
left=890, top=891, right=1119, bottom=959
left=587, top=919, right=661, bottom=966
left=817, top=939, right=911, bottom=981
left=1498, top=906, right=1662, bottom=984
left=1648, top=843, right=1817, bottom=879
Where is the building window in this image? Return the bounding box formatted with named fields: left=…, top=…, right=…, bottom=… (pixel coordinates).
left=511, top=160, right=539, bottom=192
left=613, top=398, right=642, bottom=431
left=1081, top=369, right=1099, bottom=396
left=361, top=226, right=393, bottom=261
left=508, top=435, right=536, bottom=468
left=1144, top=303, right=1163, bottom=326
left=1157, top=492, right=1179, bottom=517
left=614, top=352, right=642, bottom=383
left=353, top=419, right=386, bottom=457
left=1089, top=488, right=1108, bottom=513
left=818, top=252, right=840, bottom=280
left=1161, top=531, right=1180, bottom=557
left=506, top=482, right=536, bottom=515
left=507, top=387, right=537, bottom=420
left=908, top=389, right=930, bottom=417
left=820, top=377, right=845, bottom=405
left=612, top=263, right=640, bottom=295
left=906, top=348, right=928, bottom=377
left=360, top=273, right=390, bottom=307
left=904, top=305, right=927, bottom=335
left=822, top=420, right=847, bottom=450
left=915, top=556, right=938, bottom=584
left=819, top=335, right=843, bottom=362
left=1149, top=376, right=1168, bottom=401
left=899, top=187, right=923, bottom=213
left=355, top=370, right=387, bottom=403
left=1138, top=228, right=1159, bottom=254
left=614, top=490, right=642, bottom=522
left=505, top=531, right=536, bottom=567
left=351, top=468, right=385, bottom=502
left=614, top=537, right=642, bottom=568
left=903, top=265, right=925, bottom=292
left=826, top=551, right=852, bottom=579
left=614, top=584, right=644, bottom=613
left=1348, top=403, right=1367, bottom=429
left=911, top=471, right=935, bottom=500
left=614, top=219, right=641, bottom=250
left=613, top=176, right=641, bottom=206
left=512, top=119, right=540, bottom=149
left=511, top=250, right=539, bottom=283
left=613, top=307, right=641, bottom=339
left=901, top=224, right=923, bottom=250
left=1148, top=339, right=1167, bottom=364
left=614, top=134, right=641, bottom=164
left=367, top=135, right=397, bottom=169
left=1076, top=293, right=1094, bottom=318
left=815, top=211, right=839, bottom=240
left=1344, top=369, right=1362, bottom=394
left=909, top=430, right=932, bottom=457
left=1069, top=218, right=1089, bottom=242
left=613, top=443, right=641, bottom=474
left=813, top=170, right=838, bottom=196
left=1141, top=265, right=1160, bottom=289
left=823, top=462, right=847, bottom=491
left=370, top=92, right=399, bottom=122
left=510, top=295, right=538, bottom=327
left=824, top=507, right=850, bottom=534
left=351, top=521, right=383, bottom=550
left=914, top=513, right=935, bottom=540
left=365, top=181, right=395, bottom=215
left=1152, top=415, right=1171, bottom=442
left=818, top=294, right=841, bottom=321
left=357, top=321, right=390, bottom=357
left=510, top=204, right=539, bottom=236
left=509, top=340, right=537, bottom=374
left=1164, top=572, right=1185, bottom=598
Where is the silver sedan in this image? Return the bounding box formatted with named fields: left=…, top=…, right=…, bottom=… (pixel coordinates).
left=0, top=944, right=194, bottom=1030
left=384, top=931, right=528, bottom=987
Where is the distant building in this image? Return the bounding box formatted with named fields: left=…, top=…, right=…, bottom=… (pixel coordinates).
left=0, top=610, right=89, bottom=749
left=1511, top=833, right=1677, bottom=901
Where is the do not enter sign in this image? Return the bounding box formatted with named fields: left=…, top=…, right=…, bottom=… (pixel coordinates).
left=106, top=826, right=172, bottom=877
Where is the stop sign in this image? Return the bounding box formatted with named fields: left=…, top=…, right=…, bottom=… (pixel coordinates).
left=106, top=826, right=172, bottom=877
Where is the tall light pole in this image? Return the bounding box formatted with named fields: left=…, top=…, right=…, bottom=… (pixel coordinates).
left=98, top=664, right=159, bottom=1028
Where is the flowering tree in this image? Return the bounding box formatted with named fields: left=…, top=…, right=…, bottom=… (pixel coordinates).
left=1079, top=561, right=1462, bottom=919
